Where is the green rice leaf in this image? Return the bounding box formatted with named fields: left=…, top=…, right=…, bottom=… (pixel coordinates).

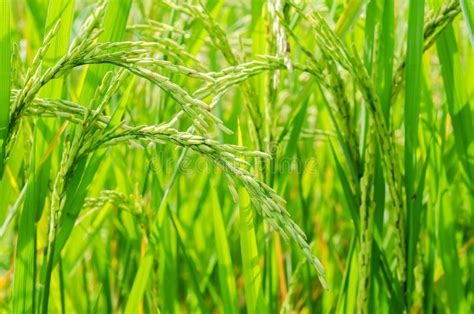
left=124, top=252, right=154, bottom=313
left=237, top=122, right=265, bottom=313
left=335, top=0, right=367, bottom=36
left=436, top=26, right=474, bottom=189
left=78, top=0, right=132, bottom=106
left=0, top=0, right=11, bottom=177
left=460, top=0, right=474, bottom=47
left=210, top=182, right=238, bottom=314
left=404, top=0, right=425, bottom=308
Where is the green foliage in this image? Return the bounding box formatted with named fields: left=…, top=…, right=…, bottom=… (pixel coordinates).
left=0, top=0, right=11, bottom=176
left=1, top=0, right=473, bottom=313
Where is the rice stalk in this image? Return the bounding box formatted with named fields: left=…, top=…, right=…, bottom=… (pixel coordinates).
left=356, top=126, right=376, bottom=314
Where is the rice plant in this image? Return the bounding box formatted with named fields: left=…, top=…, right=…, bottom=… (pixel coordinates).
left=0, top=0, right=473, bottom=313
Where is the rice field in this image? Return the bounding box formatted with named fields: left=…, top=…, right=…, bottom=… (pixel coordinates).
left=0, top=0, right=473, bottom=313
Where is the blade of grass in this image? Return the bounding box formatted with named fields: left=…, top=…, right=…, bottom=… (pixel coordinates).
left=460, top=0, right=474, bottom=47
left=379, top=0, right=394, bottom=120
left=124, top=251, right=154, bottom=313
left=438, top=180, right=465, bottom=313
left=404, top=0, right=425, bottom=308
left=238, top=121, right=265, bottom=313
left=0, top=0, right=11, bottom=178
left=363, top=0, right=378, bottom=74
left=168, top=209, right=208, bottom=312
left=12, top=123, right=66, bottom=314
left=434, top=14, right=472, bottom=313
left=335, top=235, right=356, bottom=313
left=274, top=84, right=310, bottom=193
left=25, top=0, right=48, bottom=63
left=250, top=0, right=265, bottom=32
left=77, top=0, right=132, bottom=106
left=408, top=144, right=430, bottom=310
left=335, top=0, right=367, bottom=37
left=370, top=2, right=393, bottom=309
left=40, top=0, right=75, bottom=98
left=239, top=183, right=265, bottom=313
left=12, top=124, right=40, bottom=313
left=435, top=24, right=474, bottom=189
left=210, top=180, right=238, bottom=314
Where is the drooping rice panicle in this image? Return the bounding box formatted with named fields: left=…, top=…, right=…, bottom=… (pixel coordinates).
left=268, top=0, right=292, bottom=88
left=288, top=1, right=407, bottom=283
left=155, top=0, right=266, bottom=150
left=24, top=95, right=328, bottom=287
left=3, top=0, right=473, bottom=312
left=392, top=0, right=461, bottom=99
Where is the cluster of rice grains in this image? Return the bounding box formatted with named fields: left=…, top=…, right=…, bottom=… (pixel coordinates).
left=7, top=0, right=329, bottom=307
left=2, top=0, right=471, bottom=313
